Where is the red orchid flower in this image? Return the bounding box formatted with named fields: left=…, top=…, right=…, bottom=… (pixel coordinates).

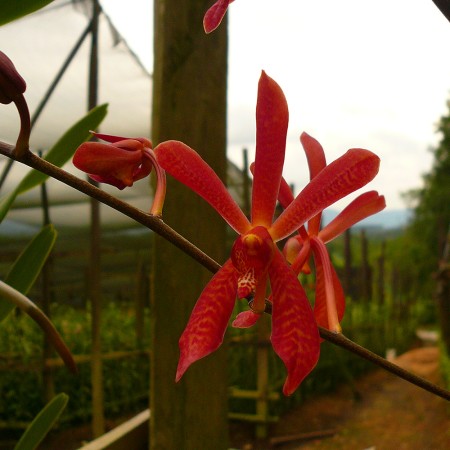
left=237, top=133, right=386, bottom=334
left=282, top=133, right=385, bottom=333
left=203, top=0, right=235, bottom=33
left=154, top=71, right=381, bottom=395
left=73, top=132, right=166, bottom=216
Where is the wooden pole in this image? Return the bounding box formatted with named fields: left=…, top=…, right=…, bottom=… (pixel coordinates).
left=151, top=0, right=229, bottom=448
left=360, top=229, right=371, bottom=300
left=344, top=228, right=353, bottom=298
left=242, top=148, right=251, bottom=218
left=255, top=317, right=270, bottom=439
left=88, top=0, right=104, bottom=438
left=39, top=155, right=55, bottom=403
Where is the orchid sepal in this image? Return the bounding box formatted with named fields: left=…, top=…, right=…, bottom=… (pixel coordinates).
left=269, top=247, right=320, bottom=396
left=154, top=140, right=251, bottom=234
left=318, top=191, right=386, bottom=243
left=176, top=259, right=237, bottom=381
left=270, top=148, right=380, bottom=241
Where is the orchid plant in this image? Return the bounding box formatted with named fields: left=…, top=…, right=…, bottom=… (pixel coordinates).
left=72, top=71, right=381, bottom=394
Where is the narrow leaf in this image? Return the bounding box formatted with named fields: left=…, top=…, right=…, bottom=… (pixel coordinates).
left=0, top=224, right=57, bottom=321
left=14, top=393, right=68, bottom=450
left=0, top=0, right=54, bottom=26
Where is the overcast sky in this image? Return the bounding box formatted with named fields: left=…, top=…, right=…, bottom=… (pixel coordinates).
left=100, top=0, right=450, bottom=211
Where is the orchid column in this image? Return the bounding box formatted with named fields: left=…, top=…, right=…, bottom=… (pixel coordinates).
left=151, top=0, right=229, bottom=448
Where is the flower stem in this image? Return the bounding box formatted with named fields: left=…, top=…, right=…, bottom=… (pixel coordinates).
left=144, top=148, right=166, bottom=216
left=12, top=94, right=30, bottom=157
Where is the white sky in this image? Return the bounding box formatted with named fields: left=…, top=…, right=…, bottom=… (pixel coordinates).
left=100, top=0, right=450, bottom=210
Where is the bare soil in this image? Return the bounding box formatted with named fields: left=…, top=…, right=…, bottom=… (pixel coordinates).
left=231, top=346, right=450, bottom=450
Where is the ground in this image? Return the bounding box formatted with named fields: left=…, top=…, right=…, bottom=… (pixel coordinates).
left=230, top=346, right=450, bottom=450
left=36, top=346, right=449, bottom=449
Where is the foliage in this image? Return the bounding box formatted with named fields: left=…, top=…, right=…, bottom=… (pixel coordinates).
left=0, top=225, right=57, bottom=321
left=14, top=393, right=68, bottom=450
left=0, top=303, right=150, bottom=429
left=0, top=0, right=55, bottom=27
left=400, top=99, right=450, bottom=297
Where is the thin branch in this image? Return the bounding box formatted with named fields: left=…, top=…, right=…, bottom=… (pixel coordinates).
left=319, top=327, right=450, bottom=401
left=0, top=142, right=449, bottom=402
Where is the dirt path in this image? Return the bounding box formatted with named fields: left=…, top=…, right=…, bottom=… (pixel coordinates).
left=233, top=346, right=450, bottom=450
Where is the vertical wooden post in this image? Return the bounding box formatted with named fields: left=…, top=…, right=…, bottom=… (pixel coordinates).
left=242, top=148, right=251, bottom=217
left=360, top=229, right=371, bottom=301
left=135, top=255, right=146, bottom=348
left=344, top=228, right=353, bottom=298
left=151, top=0, right=229, bottom=448
left=255, top=317, right=270, bottom=439
left=377, top=240, right=386, bottom=305
left=88, top=0, right=104, bottom=438
left=39, top=167, right=55, bottom=403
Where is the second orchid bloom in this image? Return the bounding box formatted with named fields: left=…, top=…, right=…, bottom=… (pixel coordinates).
left=153, top=71, right=382, bottom=395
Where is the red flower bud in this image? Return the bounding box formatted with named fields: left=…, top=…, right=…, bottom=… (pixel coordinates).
left=0, top=51, right=26, bottom=105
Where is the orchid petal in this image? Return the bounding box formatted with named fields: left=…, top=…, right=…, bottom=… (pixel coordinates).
left=319, top=191, right=386, bottom=243
left=301, top=132, right=327, bottom=180
left=176, top=259, right=237, bottom=382
left=269, top=248, right=320, bottom=396
left=232, top=310, right=261, bottom=328
left=93, top=132, right=152, bottom=148
left=251, top=71, right=289, bottom=227
left=203, top=0, right=234, bottom=33
left=270, top=149, right=380, bottom=241
left=301, top=132, right=327, bottom=236
left=154, top=140, right=251, bottom=234
left=278, top=176, right=295, bottom=209
left=290, top=237, right=312, bottom=275
left=310, top=238, right=345, bottom=333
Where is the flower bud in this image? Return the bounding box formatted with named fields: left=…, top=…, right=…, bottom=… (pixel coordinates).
left=0, top=51, right=26, bottom=104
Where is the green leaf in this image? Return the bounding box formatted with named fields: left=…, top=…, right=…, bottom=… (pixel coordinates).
left=0, top=224, right=57, bottom=322
left=0, top=0, right=55, bottom=26
left=0, top=104, right=108, bottom=222
left=14, top=393, right=68, bottom=450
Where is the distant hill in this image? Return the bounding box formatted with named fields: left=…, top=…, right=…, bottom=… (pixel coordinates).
left=322, top=209, right=412, bottom=230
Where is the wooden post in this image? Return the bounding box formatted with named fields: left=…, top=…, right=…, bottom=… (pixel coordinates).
left=255, top=317, right=270, bottom=439
left=135, top=256, right=146, bottom=348
left=151, top=0, right=229, bottom=448
left=377, top=240, right=386, bottom=305
left=242, top=148, right=251, bottom=218
left=39, top=169, right=55, bottom=403
left=344, top=228, right=353, bottom=298
left=360, top=229, right=371, bottom=301
left=88, top=0, right=104, bottom=438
